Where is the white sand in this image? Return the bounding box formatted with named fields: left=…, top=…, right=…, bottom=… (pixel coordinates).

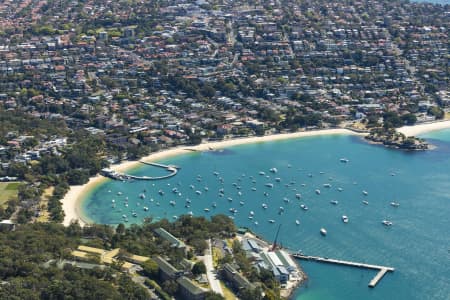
left=62, top=122, right=450, bottom=226
left=397, top=120, right=450, bottom=136
left=61, top=128, right=357, bottom=226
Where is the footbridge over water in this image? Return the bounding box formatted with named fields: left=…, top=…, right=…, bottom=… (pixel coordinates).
left=100, top=162, right=179, bottom=181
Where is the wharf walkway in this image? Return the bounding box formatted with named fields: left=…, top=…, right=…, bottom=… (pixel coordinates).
left=100, top=162, right=179, bottom=181
left=291, top=253, right=394, bottom=288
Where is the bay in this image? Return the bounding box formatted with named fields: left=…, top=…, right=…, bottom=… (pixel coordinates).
left=81, top=130, right=450, bottom=300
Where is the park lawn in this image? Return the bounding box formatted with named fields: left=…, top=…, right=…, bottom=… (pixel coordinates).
left=0, top=182, right=21, bottom=207
left=220, top=281, right=237, bottom=300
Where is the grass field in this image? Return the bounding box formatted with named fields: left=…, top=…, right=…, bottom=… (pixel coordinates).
left=0, top=182, right=21, bottom=206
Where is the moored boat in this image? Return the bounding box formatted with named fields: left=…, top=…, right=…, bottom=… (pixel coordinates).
left=342, top=215, right=349, bottom=223
left=320, top=228, right=327, bottom=236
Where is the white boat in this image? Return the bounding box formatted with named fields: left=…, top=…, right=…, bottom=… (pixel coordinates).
left=390, top=202, right=400, bottom=207
left=158, top=190, right=164, bottom=195
left=259, top=171, right=266, bottom=176
left=320, top=228, right=327, bottom=236
left=268, top=219, right=276, bottom=223
left=204, top=187, right=209, bottom=191
left=254, top=221, right=259, bottom=225
left=228, top=197, right=233, bottom=202
left=340, top=158, right=349, bottom=163
left=270, top=167, right=278, bottom=173
left=188, top=211, right=193, bottom=216
left=342, top=215, right=349, bottom=223
left=204, top=208, right=210, bottom=212
left=169, top=200, right=176, bottom=206
left=362, top=200, right=369, bottom=205
left=132, top=212, right=137, bottom=217
left=295, top=220, right=300, bottom=225
left=213, top=171, right=219, bottom=176
left=229, top=208, right=237, bottom=214
left=362, top=190, right=368, bottom=196
left=195, top=190, right=202, bottom=195
left=265, top=183, right=274, bottom=188
left=323, top=183, right=332, bottom=188
left=275, top=177, right=281, bottom=182
left=251, top=187, right=257, bottom=191
left=330, top=200, right=338, bottom=205
left=143, top=207, right=149, bottom=211
left=117, top=192, right=122, bottom=195
left=295, top=193, right=302, bottom=199
left=262, top=203, right=268, bottom=209
left=300, top=204, right=308, bottom=211
left=240, top=201, right=245, bottom=206
left=382, top=220, right=393, bottom=226
left=212, top=202, right=217, bottom=208
left=337, top=187, right=343, bottom=192
left=249, top=211, right=254, bottom=216
left=315, top=189, right=321, bottom=195
left=111, top=199, right=115, bottom=203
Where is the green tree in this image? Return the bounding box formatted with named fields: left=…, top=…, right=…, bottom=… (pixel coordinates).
left=192, top=261, right=206, bottom=275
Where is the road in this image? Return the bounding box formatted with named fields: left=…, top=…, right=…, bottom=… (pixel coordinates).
left=204, top=239, right=224, bottom=296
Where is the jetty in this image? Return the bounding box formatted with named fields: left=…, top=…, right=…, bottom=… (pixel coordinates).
left=100, top=162, right=179, bottom=181
left=291, top=253, right=394, bottom=288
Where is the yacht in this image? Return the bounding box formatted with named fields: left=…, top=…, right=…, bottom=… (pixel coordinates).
left=362, top=190, right=368, bottom=196
left=268, top=219, right=276, bottom=224
left=295, top=193, right=302, bottom=199
left=195, top=190, right=202, bottom=195
left=254, top=221, right=259, bottom=225
left=390, top=202, right=400, bottom=207
left=382, top=220, right=393, bottom=226
left=213, top=171, right=219, bottom=176
left=262, top=203, right=268, bottom=209
left=251, top=187, right=257, bottom=191
left=259, top=171, right=266, bottom=176
left=337, top=187, right=343, bottom=192
left=143, top=207, right=149, bottom=211
left=315, top=189, right=321, bottom=195
left=240, top=201, right=245, bottom=206
left=249, top=211, right=254, bottom=216
left=117, top=192, right=123, bottom=196
left=342, top=215, right=349, bottom=223
left=295, top=220, right=300, bottom=225
left=320, top=228, right=327, bottom=236
left=270, top=167, right=278, bottom=173
left=323, top=183, right=332, bottom=188
left=362, top=200, right=369, bottom=205
left=139, top=193, right=146, bottom=199
left=228, top=197, right=233, bottom=202
left=169, top=200, right=176, bottom=206
left=275, top=177, right=281, bottom=182
left=300, top=204, right=308, bottom=211
left=330, top=200, right=339, bottom=205
left=204, top=208, right=210, bottom=212
left=265, top=183, right=274, bottom=188
left=340, top=158, right=349, bottom=163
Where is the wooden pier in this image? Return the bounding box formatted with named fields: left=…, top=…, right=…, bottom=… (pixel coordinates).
left=292, top=253, right=394, bottom=288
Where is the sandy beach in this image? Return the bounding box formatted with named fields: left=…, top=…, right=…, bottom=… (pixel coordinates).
left=62, top=128, right=356, bottom=226
left=61, top=121, right=450, bottom=226
left=397, top=120, right=450, bottom=136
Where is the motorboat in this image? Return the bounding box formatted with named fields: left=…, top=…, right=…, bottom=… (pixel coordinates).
left=340, top=158, right=349, bottom=163
left=362, top=200, right=369, bottom=205
left=362, top=190, right=368, bottom=196
left=315, top=189, right=321, bottom=195
left=342, top=215, right=349, bottom=223
left=382, top=220, right=393, bottom=226
left=262, top=203, right=268, bottom=209
left=323, top=183, right=332, bottom=188
left=204, top=208, right=210, bottom=212
left=295, top=220, right=300, bottom=225
left=270, top=167, right=278, bottom=173
left=265, top=183, right=274, bottom=188
left=320, top=228, right=327, bottom=236
left=268, top=219, right=276, bottom=223
left=390, top=202, right=400, bottom=207
left=330, top=200, right=339, bottom=205
left=295, top=193, right=302, bottom=199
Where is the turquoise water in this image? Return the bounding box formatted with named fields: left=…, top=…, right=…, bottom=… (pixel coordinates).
left=82, top=130, right=450, bottom=300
